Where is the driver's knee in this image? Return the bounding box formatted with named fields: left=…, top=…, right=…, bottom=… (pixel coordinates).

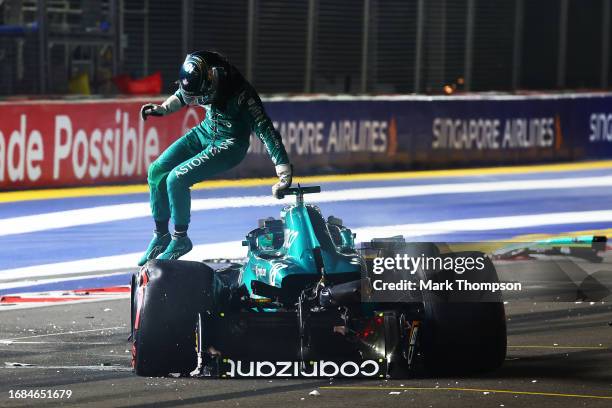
left=166, top=166, right=190, bottom=198
left=147, top=160, right=166, bottom=187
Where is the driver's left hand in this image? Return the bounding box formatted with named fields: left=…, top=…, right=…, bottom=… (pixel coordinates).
left=272, top=164, right=292, bottom=199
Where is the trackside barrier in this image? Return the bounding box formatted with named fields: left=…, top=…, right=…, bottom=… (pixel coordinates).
left=1, top=93, right=612, bottom=190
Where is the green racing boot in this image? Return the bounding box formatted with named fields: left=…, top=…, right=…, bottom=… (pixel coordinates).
left=138, top=232, right=171, bottom=266
left=157, top=235, right=193, bottom=261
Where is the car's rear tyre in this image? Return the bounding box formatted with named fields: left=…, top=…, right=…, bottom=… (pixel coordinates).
left=421, top=301, right=506, bottom=374
left=419, top=251, right=507, bottom=374
left=131, top=260, right=214, bottom=377
left=370, top=242, right=506, bottom=374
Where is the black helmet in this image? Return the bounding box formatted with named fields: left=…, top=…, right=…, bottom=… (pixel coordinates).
left=178, top=54, right=208, bottom=95
left=178, top=54, right=215, bottom=104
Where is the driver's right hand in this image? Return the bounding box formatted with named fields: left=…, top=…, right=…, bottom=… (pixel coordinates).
left=140, top=103, right=166, bottom=121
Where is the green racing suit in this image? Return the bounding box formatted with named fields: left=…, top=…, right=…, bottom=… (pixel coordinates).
left=147, top=82, right=289, bottom=226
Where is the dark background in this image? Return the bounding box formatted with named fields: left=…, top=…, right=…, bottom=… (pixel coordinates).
left=0, top=0, right=610, bottom=96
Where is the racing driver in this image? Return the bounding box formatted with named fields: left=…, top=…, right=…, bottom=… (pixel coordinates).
left=138, top=50, right=292, bottom=265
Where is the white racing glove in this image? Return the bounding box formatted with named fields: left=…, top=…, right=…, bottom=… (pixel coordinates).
left=140, top=94, right=184, bottom=121
left=272, top=164, right=292, bottom=199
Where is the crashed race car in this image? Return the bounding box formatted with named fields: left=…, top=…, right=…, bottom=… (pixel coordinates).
left=130, top=185, right=507, bottom=378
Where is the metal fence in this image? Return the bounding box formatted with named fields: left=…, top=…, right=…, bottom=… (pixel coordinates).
left=1, top=0, right=611, bottom=96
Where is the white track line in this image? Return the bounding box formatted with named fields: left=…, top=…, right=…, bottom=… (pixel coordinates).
left=4, top=365, right=132, bottom=371
left=1, top=175, right=612, bottom=237
left=0, top=295, right=129, bottom=311
left=0, top=271, right=128, bottom=292
left=0, top=241, right=241, bottom=286
left=2, top=209, right=612, bottom=289
left=0, top=341, right=114, bottom=345
left=354, top=210, right=612, bottom=240
left=0, top=326, right=125, bottom=342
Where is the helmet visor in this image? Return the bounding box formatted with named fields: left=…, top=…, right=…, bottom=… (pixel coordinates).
left=178, top=87, right=198, bottom=105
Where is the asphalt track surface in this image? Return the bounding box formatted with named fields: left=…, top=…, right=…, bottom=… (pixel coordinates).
left=0, top=300, right=610, bottom=407
left=1, top=162, right=612, bottom=407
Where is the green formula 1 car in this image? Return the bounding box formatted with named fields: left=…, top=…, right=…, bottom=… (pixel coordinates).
left=130, top=185, right=506, bottom=378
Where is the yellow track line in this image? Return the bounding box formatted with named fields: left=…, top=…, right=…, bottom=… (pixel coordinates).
left=2, top=160, right=612, bottom=203
left=506, top=228, right=612, bottom=241
left=320, top=386, right=612, bottom=400
left=436, top=228, right=612, bottom=254
left=508, top=345, right=608, bottom=350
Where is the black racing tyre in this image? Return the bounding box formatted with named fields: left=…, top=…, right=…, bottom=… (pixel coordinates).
left=419, top=251, right=507, bottom=374
left=131, top=260, right=214, bottom=377
left=371, top=242, right=506, bottom=374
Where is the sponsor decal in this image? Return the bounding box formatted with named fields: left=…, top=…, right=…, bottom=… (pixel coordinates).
left=268, top=262, right=287, bottom=286
left=248, top=118, right=393, bottom=156
left=254, top=265, right=267, bottom=278
left=237, top=90, right=247, bottom=106
left=183, top=62, right=196, bottom=74
left=221, top=359, right=381, bottom=378
left=3, top=94, right=611, bottom=189
left=0, top=111, right=161, bottom=184
left=589, top=113, right=612, bottom=143
left=431, top=116, right=556, bottom=150
left=174, top=138, right=236, bottom=178
left=283, top=229, right=299, bottom=249
left=0, top=103, right=204, bottom=188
